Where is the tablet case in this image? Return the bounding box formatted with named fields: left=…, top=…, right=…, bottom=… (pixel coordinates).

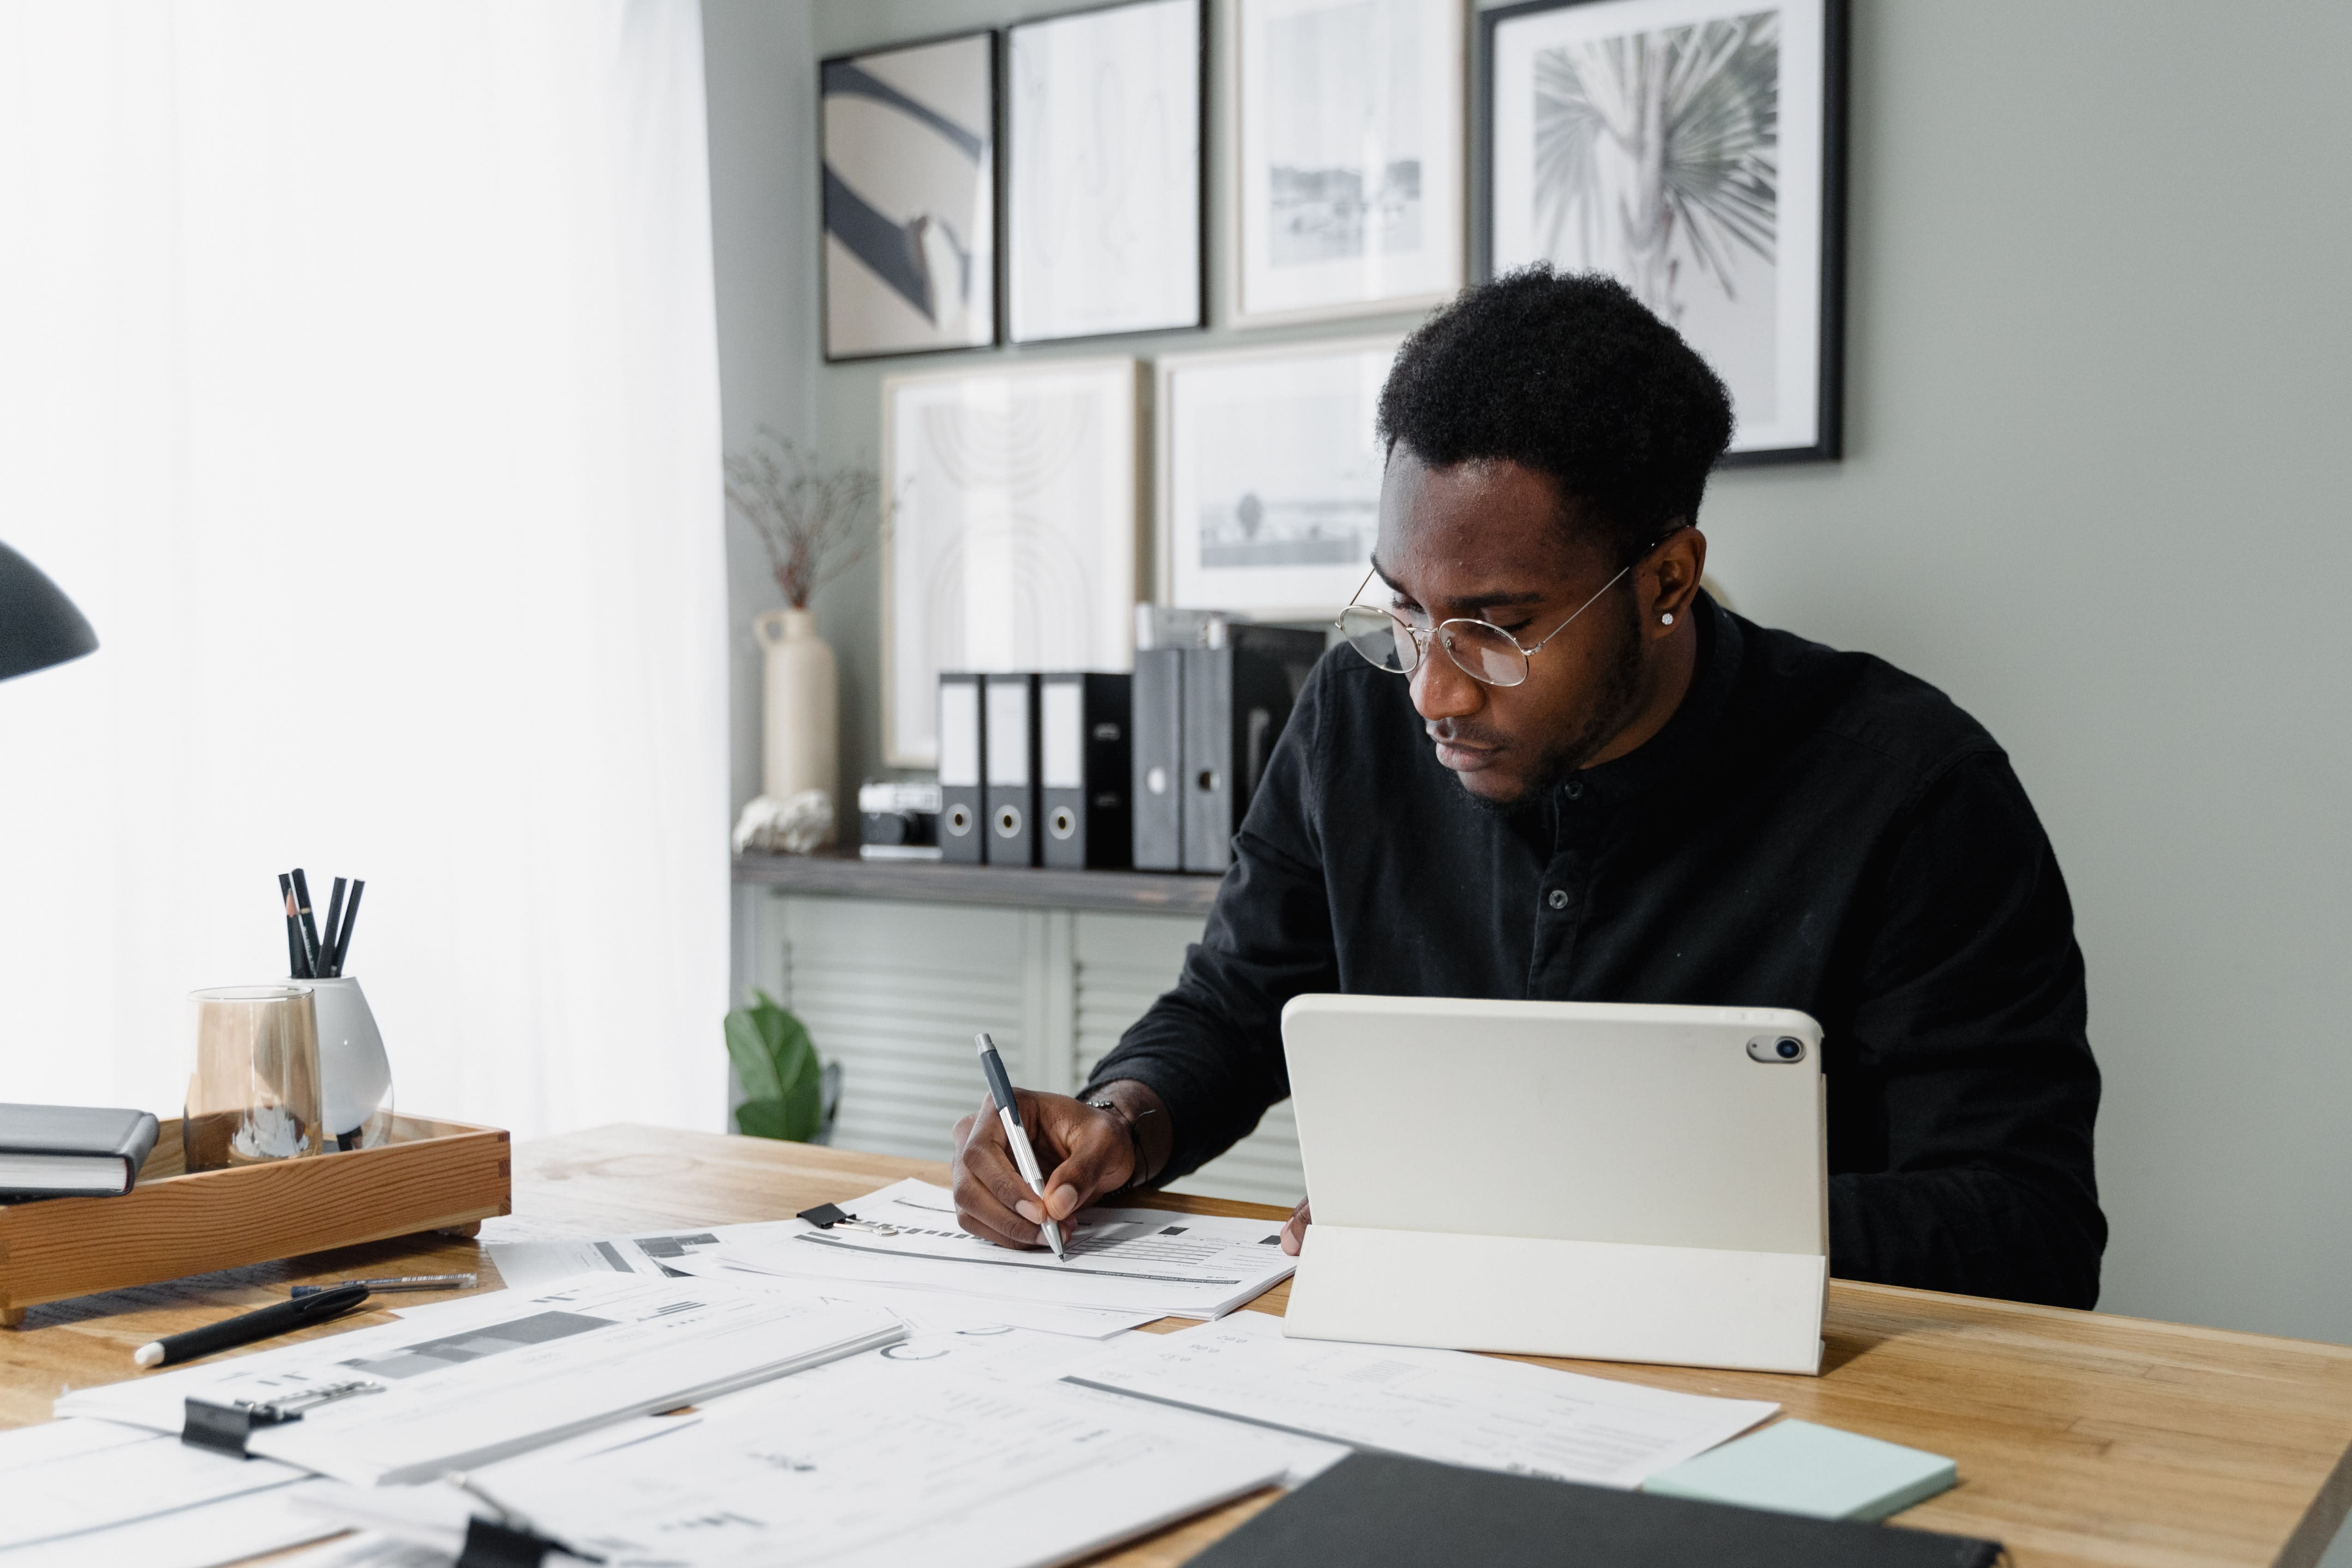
left=1187, top=1452, right=2001, bottom=1568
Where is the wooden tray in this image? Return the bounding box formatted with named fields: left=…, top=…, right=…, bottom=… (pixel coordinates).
left=0, top=1114, right=509, bottom=1327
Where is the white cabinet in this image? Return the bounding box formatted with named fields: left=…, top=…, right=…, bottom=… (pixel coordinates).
left=736, top=889, right=1307, bottom=1209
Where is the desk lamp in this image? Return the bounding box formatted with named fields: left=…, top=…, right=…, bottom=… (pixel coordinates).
left=0, top=540, right=98, bottom=681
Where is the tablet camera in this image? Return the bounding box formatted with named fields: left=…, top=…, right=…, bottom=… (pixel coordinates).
left=1747, top=1035, right=1808, bottom=1064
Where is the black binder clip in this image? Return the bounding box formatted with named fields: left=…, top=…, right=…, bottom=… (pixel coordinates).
left=456, top=1515, right=604, bottom=1568
left=181, top=1397, right=296, bottom=1458
left=180, top=1380, right=384, bottom=1457
left=797, top=1202, right=850, bottom=1228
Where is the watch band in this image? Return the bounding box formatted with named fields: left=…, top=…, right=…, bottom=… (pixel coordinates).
left=1086, top=1097, right=1159, bottom=1195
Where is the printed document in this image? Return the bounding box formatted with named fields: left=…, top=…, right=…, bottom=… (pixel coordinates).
left=56, top=1275, right=904, bottom=1486
left=680, top=1178, right=1295, bottom=1318
left=1067, top=1312, right=1778, bottom=1488
left=298, top=1375, right=1288, bottom=1568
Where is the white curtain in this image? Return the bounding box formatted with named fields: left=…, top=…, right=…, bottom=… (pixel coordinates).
left=0, top=1, right=729, bottom=1139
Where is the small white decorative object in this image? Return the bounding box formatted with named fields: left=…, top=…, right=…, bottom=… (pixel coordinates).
left=734, top=789, right=835, bottom=856
left=308, top=975, right=395, bottom=1150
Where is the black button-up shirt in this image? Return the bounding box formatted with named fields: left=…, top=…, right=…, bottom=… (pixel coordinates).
left=1087, top=593, right=2105, bottom=1308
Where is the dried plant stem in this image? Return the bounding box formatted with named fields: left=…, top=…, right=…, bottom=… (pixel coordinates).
left=723, top=427, right=880, bottom=610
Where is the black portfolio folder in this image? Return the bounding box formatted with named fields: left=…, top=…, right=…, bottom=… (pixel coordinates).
left=982, top=672, right=1040, bottom=866
left=1189, top=1452, right=2002, bottom=1568
left=1039, top=672, right=1132, bottom=869
left=1181, top=626, right=1325, bottom=874
left=937, top=672, right=985, bottom=864
left=1131, top=647, right=1184, bottom=871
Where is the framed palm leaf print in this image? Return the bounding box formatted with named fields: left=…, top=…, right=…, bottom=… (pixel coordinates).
left=1480, top=0, right=1847, bottom=462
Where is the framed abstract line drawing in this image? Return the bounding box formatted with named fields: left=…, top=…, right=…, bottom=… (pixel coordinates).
left=1481, top=0, right=1848, bottom=462
left=821, top=30, right=998, bottom=361
left=1006, top=0, right=1205, bottom=344
left=1158, top=337, right=1401, bottom=618
left=881, top=359, right=1143, bottom=766
left=1232, top=0, right=1465, bottom=326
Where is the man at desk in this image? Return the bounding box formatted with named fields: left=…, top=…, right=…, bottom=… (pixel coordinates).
left=952, top=268, right=2105, bottom=1309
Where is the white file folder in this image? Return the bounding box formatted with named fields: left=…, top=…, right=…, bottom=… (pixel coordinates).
left=1280, top=995, right=1829, bottom=1375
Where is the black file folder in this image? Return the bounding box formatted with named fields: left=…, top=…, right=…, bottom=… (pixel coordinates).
left=1181, top=626, right=1325, bottom=874
left=1131, top=648, right=1185, bottom=871
left=937, top=673, right=985, bottom=864
left=1039, top=672, right=1132, bottom=869
left=1188, top=1452, right=2002, bottom=1568
left=982, top=672, right=1040, bottom=866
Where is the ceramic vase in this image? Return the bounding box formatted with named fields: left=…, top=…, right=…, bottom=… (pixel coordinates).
left=305, top=975, right=396, bottom=1150
left=756, top=607, right=839, bottom=846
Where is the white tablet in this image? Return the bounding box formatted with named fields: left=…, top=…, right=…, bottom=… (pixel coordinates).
left=1280, top=994, right=1829, bottom=1374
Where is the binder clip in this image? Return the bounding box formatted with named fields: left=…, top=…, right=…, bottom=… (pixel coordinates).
left=797, top=1202, right=850, bottom=1228
left=180, top=1380, right=383, bottom=1457
left=456, top=1515, right=605, bottom=1568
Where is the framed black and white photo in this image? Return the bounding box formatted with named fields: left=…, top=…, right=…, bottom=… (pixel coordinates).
left=1159, top=338, right=1399, bottom=617
left=1481, top=0, right=1847, bottom=461
left=1232, top=0, right=1465, bottom=326
left=821, top=31, right=997, bottom=361
left=1007, top=0, right=1205, bottom=344
left=881, top=360, right=1143, bottom=766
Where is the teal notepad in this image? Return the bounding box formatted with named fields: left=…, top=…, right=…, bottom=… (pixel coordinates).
left=1643, top=1419, right=1958, bottom=1521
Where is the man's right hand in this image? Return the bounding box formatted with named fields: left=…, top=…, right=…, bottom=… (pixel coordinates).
left=951, top=1090, right=1134, bottom=1250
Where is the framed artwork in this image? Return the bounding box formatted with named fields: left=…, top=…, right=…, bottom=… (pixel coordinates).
left=821, top=31, right=998, bottom=361
left=881, top=359, right=1143, bottom=767
left=1481, top=0, right=1848, bottom=462
left=1006, top=0, right=1205, bottom=344
left=1158, top=337, right=1400, bottom=618
left=1231, top=0, right=1466, bottom=326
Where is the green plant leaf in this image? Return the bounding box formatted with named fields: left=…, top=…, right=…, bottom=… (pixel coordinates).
left=735, top=1098, right=791, bottom=1139
left=729, top=991, right=828, bottom=1142
left=725, top=1008, right=785, bottom=1103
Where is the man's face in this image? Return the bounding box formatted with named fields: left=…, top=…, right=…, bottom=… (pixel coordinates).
left=1371, top=448, right=1646, bottom=807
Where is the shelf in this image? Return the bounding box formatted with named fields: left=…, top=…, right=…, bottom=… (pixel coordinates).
left=732, top=851, right=1224, bottom=915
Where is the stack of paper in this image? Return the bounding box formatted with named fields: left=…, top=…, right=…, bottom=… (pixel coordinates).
left=297, top=1375, right=1292, bottom=1568
left=57, top=1274, right=905, bottom=1485
left=1066, top=1312, right=1778, bottom=1489
left=656, top=1178, right=1297, bottom=1319
left=0, top=1417, right=345, bottom=1568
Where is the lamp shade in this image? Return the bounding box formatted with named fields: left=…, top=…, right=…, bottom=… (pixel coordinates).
left=0, top=540, right=98, bottom=682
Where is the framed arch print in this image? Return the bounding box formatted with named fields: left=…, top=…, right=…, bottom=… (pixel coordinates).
left=1481, top=0, right=1848, bottom=462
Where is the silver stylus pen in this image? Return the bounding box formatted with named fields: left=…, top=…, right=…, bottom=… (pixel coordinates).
left=975, top=1032, right=1066, bottom=1260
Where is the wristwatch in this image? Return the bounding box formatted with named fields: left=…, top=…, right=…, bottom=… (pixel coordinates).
left=1085, top=1096, right=1159, bottom=1195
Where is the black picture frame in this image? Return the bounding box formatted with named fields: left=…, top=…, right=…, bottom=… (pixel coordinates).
left=1002, top=0, right=1209, bottom=347
left=818, top=27, right=1002, bottom=364
left=1476, top=0, right=1848, bottom=465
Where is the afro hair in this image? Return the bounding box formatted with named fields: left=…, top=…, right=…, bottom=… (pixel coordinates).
left=1376, top=267, right=1734, bottom=563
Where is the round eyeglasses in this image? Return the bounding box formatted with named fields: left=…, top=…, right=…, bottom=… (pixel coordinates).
left=1334, top=562, right=1634, bottom=688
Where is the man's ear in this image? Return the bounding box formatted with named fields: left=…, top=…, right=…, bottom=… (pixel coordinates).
left=1639, top=525, right=1708, bottom=638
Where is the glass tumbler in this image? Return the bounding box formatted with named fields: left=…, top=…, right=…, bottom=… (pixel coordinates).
left=182, top=984, right=324, bottom=1173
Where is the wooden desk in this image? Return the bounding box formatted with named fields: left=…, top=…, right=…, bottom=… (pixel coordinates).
left=5, top=1126, right=2349, bottom=1568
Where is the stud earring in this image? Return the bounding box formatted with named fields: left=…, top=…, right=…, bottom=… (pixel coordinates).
left=1660, top=612, right=1675, bottom=626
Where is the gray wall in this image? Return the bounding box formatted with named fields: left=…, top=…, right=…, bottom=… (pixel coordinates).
left=708, top=0, right=2352, bottom=1365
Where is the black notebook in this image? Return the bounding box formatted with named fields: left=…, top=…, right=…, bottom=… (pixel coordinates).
left=0, top=1103, right=161, bottom=1198
left=1189, top=1453, right=2002, bottom=1568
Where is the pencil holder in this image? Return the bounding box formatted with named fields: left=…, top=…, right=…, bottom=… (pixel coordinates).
left=304, top=975, right=396, bottom=1151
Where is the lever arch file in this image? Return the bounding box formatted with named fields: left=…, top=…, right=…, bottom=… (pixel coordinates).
left=983, top=673, right=1040, bottom=867
left=1040, top=672, right=1133, bottom=869
left=937, top=674, right=986, bottom=864
left=1182, top=626, right=1325, bottom=874
left=1131, top=648, right=1185, bottom=871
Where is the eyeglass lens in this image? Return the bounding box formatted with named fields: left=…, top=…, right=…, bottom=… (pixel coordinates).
left=1336, top=606, right=1534, bottom=688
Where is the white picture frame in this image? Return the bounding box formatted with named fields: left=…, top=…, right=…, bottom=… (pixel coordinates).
left=1483, top=0, right=1846, bottom=461
left=881, top=359, right=1144, bottom=767
left=1158, top=337, right=1401, bottom=619
left=1007, top=0, right=1205, bottom=344
left=1232, top=0, right=1467, bottom=327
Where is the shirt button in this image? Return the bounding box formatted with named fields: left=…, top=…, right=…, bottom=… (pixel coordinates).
left=1563, top=779, right=1585, bottom=800
left=1547, top=888, right=1569, bottom=910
